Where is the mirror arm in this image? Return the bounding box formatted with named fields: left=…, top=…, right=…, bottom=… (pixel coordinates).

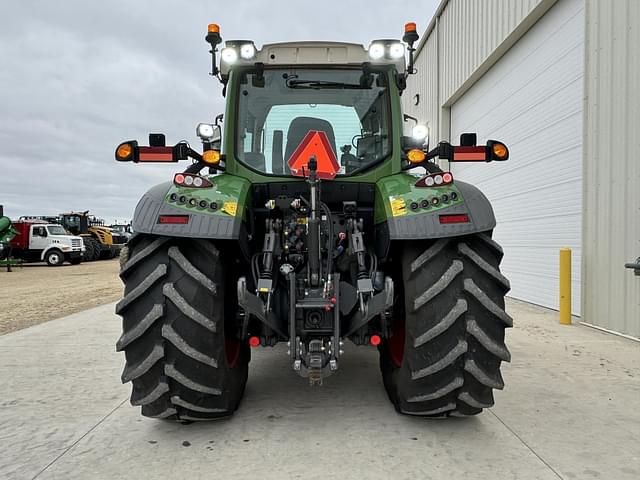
left=183, top=160, right=225, bottom=174
left=403, top=114, right=418, bottom=124
left=184, top=162, right=205, bottom=174
left=175, top=142, right=206, bottom=163
left=424, top=142, right=454, bottom=161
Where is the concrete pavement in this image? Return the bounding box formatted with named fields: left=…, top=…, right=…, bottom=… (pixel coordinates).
left=1, top=299, right=638, bottom=480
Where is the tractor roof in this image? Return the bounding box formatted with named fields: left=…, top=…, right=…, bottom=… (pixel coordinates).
left=260, top=41, right=368, bottom=64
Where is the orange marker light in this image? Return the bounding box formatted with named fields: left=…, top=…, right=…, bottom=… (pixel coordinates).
left=405, top=22, right=417, bottom=33
left=116, top=143, right=133, bottom=160
left=208, top=23, right=220, bottom=33
left=202, top=149, right=221, bottom=165
left=492, top=142, right=508, bottom=160
left=407, top=149, right=426, bottom=164
left=249, top=336, right=260, bottom=347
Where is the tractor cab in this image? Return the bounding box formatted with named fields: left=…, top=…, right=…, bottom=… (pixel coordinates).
left=60, top=211, right=89, bottom=237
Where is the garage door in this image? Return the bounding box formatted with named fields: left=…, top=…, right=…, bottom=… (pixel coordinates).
left=450, top=0, right=584, bottom=314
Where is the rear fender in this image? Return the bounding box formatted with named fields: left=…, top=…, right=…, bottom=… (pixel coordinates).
left=131, top=173, right=250, bottom=240
left=374, top=173, right=496, bottom=241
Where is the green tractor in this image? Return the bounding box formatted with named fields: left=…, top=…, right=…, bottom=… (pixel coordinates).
left=114, top=23, right=512, bottom=421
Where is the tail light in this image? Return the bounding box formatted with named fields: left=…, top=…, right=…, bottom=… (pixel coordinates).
left=415, top=171, right=453, bottom=188
left=174, top=173, right=213, bottom=188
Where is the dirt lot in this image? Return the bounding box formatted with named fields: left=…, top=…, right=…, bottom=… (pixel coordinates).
left=0, top=259, right=122, bottom=335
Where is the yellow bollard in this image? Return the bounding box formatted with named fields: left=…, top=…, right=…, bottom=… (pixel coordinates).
left=559, top=248, right=572, bottom=325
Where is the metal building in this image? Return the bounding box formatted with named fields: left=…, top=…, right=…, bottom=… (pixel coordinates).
left=402, top=0, right=639, bottom=338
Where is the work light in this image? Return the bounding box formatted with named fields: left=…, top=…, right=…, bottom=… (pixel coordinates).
left=368, top=43, right=385, bottom=60
left=240, top=43, right=256, bottom=59
left=412, top=124, right=429, bottom=140
left=221, top=47, right=238, bottom=63
left=389, top=43, right=405, bottom=59
left=196, top=123, right=215, bottom=141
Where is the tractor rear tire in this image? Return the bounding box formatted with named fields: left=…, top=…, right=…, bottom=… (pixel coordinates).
left=380, top=232, right=512, bottom=417
left=116, top=234, right=249, bottom=421
left=85, top=238, right=99, bottom=261
left=98, top=245, right=110, bottom=260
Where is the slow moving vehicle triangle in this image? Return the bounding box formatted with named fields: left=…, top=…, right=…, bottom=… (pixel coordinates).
left=287, top=130, right=340, bottom=179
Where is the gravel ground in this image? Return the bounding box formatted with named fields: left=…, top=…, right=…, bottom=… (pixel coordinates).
left=0, top=259, right=121, bottom=335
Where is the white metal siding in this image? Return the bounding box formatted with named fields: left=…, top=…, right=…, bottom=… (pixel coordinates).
left=438, top=0, right=549, bottom=102
left=450, top=0, right=585, bottom=314
left=402, top=0, right=555, bottom=141
left=582, top=0, right=640, bottom=337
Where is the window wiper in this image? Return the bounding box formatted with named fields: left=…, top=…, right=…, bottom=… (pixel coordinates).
left=286, top=79, right=370, bottom=89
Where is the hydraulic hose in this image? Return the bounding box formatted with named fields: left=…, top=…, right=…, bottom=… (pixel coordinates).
left=320, top=202, right=334, bottom=274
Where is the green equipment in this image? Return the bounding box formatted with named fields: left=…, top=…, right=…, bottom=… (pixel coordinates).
left=114, top=22, right=512, bottom=421
left=0, top=215, right=17, bottom=260
left=0, top=210, right=18, bottom=271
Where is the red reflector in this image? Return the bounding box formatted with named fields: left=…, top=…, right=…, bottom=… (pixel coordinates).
left=453, top=146, right=487, bottom=162
left=248, top=336, right=260, bottom=347
left=158, top=215, right=189, bottom=224
left=370, top=334, right=381, bottom=346
left=138, top=146, right=175, bottom=162
left=439, top=214, right=470, bottom=224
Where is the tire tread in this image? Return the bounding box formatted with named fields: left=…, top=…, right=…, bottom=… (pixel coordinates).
left=116, top=236, right=248, bottom=421
left=381, top=232, right=511, bottom=417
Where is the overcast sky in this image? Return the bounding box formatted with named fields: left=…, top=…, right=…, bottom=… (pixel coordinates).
left=0, top=0, right=438, bottom=223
